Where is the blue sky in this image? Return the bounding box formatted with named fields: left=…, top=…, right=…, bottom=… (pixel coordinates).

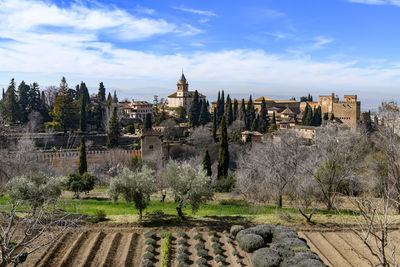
left=0, top=0, right=400, bottom=110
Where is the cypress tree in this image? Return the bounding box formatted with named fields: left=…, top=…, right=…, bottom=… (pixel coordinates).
left=330, top=113, right=335, bottom=121
left=79, top=93, right=87, bottom=132
left=246, top=96, right=255, bottom=130
left=2, top=88, right=4, bottom=99
left=107, top=92, right=112, bottom=105
left=233, top=99, right=238, bottom=121
left=259, top=98, right=268, bottom=133
left=17, top=81, right=29, bottom=122
left=189, top=90, right=200, bottom=127
left=80, top=82, right=89, bottom=104
left=199, top=99, right=209, bottom=125
left=217, top=116, right=229, bottom=181
left=272, top=112, right=276, bottom=124
left=144, top=113, right=152, bottom=130
left=365, top=110, right=373, bottom=133
left=226, top=94, right=233, bottom=125
left=313, top=106, right=322, bottom=126
left=217, top=90, right=225, bottom=123
left=302, top=104, right=313, bottom=126
left=251, top=115, right=259, bottom=131
left=323, top=112, right=329, bottom=120
left=212, top=110, right=217, bottom=141
left=112, top=91, right=118, bottom=103
left=5, top=78, right=19, bottom=123
left=107, top=107, right=120, bottom=148
left=239, top=99, right=246, bottom=122
left=78, top=136, right=87, bottom=175
left=302, top=104, right=309, bottom=125
left=202, top=149, right=212, bottom=176
left=98, top=82, right=106, bottom=102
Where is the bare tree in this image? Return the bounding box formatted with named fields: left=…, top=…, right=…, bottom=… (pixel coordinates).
left=0, top=173, right=77, bottom=266
left=43, top=86, right=57, bottom=109
left=188, top=126, right=213, bottom=148
left=235, top=130, right=301, bottom=208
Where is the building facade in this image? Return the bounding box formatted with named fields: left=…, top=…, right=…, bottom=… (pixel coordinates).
left=119, top=100, right=153, bottom=121
left=167, top=73, right=206, bottom=113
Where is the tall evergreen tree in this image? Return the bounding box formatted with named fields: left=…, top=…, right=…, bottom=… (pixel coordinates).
left=53, top=77, right=77, bottom=133
left=107, top=107, right=120, bottom=148
left=144, top=113, right=152, bottom=130
left=4, top=78, right=19, bottom=123
left=272, top=111, right=276, bottom=124
left=233, top=99, right=238, bottom=121
left=259, top=98, right=269, bottom=133
left=79, top=82, right=89, bottom=104
left=28, top=82, right=40, bottom=111
left=98, top=82, right=106, bottom=102
left=189, top=90, right=200, bottom=127
left=330, top=113, right=335, bottom=121
left=199, top=99, right=209, bottom=125
left=216, top=90, right=225, bottom=123
left=212, top=110, right=217, bottom=141
left=246, top=96, right=255, bottom=130
left=239, top=99, right=246, bottom=122
left=251, top=115, right=259, bottom=131
left=323, top=112, right=329, bottom=120
left=302, top=104, right=313, bottom=126
left=217, top=116, right=229, bottom=181
left=202, top=149, right=212, bottom=176
left=112, top=91, right=118, bottom=103
left=225, top=94, right=233, bottom=125
left=312, top=106, right=322, bottom=126
left=17, top=81, right=29, bottom=122
left=107, top=92, right=112, bottom=105
left=79, top=93, right=87, bottom=132
left=78, top=136, right=87, bottom=175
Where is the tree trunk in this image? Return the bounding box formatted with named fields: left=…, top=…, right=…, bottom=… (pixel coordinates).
left=139, top=207, right=142, bottom=220
left=176, top=206, right=184, bottom=220
left=278, top=194, right=283, bottom=208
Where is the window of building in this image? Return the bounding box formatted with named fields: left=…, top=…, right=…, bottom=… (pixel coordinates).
left=149, top=145, right=153, bottom=150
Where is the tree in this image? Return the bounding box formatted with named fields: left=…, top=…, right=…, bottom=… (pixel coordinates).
left=106, top=92, right=112, bottom=105
left=239, top=99, right=246, bottom=122
left=311, top=106, right=322, bottom=126
left=112, top=90, right=118, bottom=103
left=217, top=116, right=229, bottom=189
left=98, top=82, right=106, bottom=102
left=4, top=78, right=19, bottom=123
left=258, top=98, right=269, bottom=133
left=212, top=110, right=218, bottom=141
left=107, top=107, right=120, bottom=148
left=323, top=112, right=329, bottom=120
left=216, top=91, right=225, bottom=123
left=199, top=99, right=210, bottom=125
left=144, top=113, right=152, bottom=130
left=126, top=124, right=135, bottom=134
left=66, top=172, right=96, bottom=199
left=246, top=96, right=255, bottom=130
left=300, top=94, right=313, bottom=102
left=233, top=99, right=238, bottom=121
left=251, top=115, right=259, bottom=131
left=176, top=106, right=187, bottom=123
left=109, top=166, right=156, bottom=219
left=1, top=173, right=76, bottom=267
left=189, top=90, right=201, bottom=127
left=53, top=77, right=78, bottom=133
left=79, top=93, right=87, bottom=132
left=330, top=113, right=335, bottom=121
left=17, top=81, right=30, bottom=122
left=225, top=94, right=233, bottom=125
left=166, top=161, right=213, bottom=220
left=202, top=149, right=212, bottom=177
left=78, top=136, right=87, bottom=175
left=302, top=104, right=313, bottom=126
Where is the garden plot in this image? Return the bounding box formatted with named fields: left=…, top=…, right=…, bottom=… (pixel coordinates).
left=24, top=228, right=252, bottom=267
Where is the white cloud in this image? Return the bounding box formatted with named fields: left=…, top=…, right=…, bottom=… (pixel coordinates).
left=173, top=6, right=216, bottom=16
left=348, top=0, right=400, bottom=6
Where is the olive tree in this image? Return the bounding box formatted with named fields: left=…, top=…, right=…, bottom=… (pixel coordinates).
left=165, top=160, right=213, bottom=220
left=0, top=173, right=76, bottom=267
left=108, top=166, right=156, bottom=219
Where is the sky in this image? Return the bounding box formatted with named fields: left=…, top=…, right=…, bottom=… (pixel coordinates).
left=0, top=0, right=400, bottom=110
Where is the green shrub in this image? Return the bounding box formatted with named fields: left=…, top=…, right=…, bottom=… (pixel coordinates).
left=161, top=231, right=170, bottom=238
left=236, top=259, right=243, bottom=264
left=177, top=232, right=188, bottom=238
left=177, top=247, right=188, bottom=254
left=161, top=232, right=171, bottom=267
left=196, top=258, right=207, bottom=265
left=146, top=245, right=155, bottom=253
left=145, top=238, right=156, bottom=245
left=195, top=243, right=205, bottom=250
left=92, top=209, right=107, bottom=223
left=45, top=121, right=61, bottom=131
left=211, top=237, right=219, bottom=242
left=232, top=250, right=239, bottom=256
left=219, top=199, right=249, bottom=206
left=143, top=252, right=154, bottom=260
left=237, top=234, right=264, bottom=253
left=126, top=124, right=135, bottom=134
left=226, top=238, right=233, bottom=243
left=177, top=263, right=189, bottom=267
left=208, top=230, right=217, bottom=236
left=214, top=248, right=223, bottom=255
left=193, top=234, right=202, bottom=240
left=177, top=238, right=186, bottom=245
left=230, top=225, right=245, bottom=237
left=144, top=231, right=156, bottom=239
left=141, top=260, right=153, bottom=267
left=197, top=249, right=208, bottom=257
left=212, top=243, right=221, bottom=249
left=177, top=253, right=189, bottom=262
left=215, top=255, right=225, bottom=263
left=251, top=247, right=281, bottom=267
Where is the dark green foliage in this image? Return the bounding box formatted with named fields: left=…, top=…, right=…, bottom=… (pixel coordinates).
left=107, top=108, right=120, bottom=148
left=178, top=232, right=188, bottom=238
left=246, top=96, right=255, bottom=130
left=196, top=258, right=207, bottom=265
left=176, top=106, right=187, bottom=123
left=144, top=231, right=156, bottom=239
left=177, top=238, right=186, bottom=245
left=193, top=234, right=202, bottom=240
left=230, top=225, right=245, bottom=237
left=311, top=106, right=322, bottom=126
left=79, top=94, right=87, bottom=131
left=251, top=115, right=259, bottom=131
left=144, top=113, right=152, bottom=130
left=323, top=112, right=329, bottom=120
left=233, top=99, right=238, bottom=121
left=78, top=137, right=87, bottom=175
left=141, top=260, right=153, bottom=267
left=66, top=172, right=97, bottom=199
left=107, top=92, right=112, bottom=105
left=217, top=116, right=229, bottom=189
left=195, top=243, right=206, bottom=250
left=225, top=94, right=233, bottom=125
left=197, top=249, right=208, bottom=258
left=53, top=77, right=78, bottom=132
left=330, top=113, right=335, bottom=121
left=92, top=209, right=107, bottom=223
left=98, top=82, right=106, bottom=102
left=4, top=79, right=20, bottom=123
left=143, top=252, right=154, bottom=260
left=212, top=243, right=221, bottom=249
left=17, top=81, right=30, bottom=122
left=237, top=233, right=264, bottom=252
left=215, top=255, right=225, bottom=262
left=216, top=90, right=225, bottom=123
left=146, top=245, right=155, bottom=253
left=189, top=90, right=201, bottom=127
left=258, top=98, right=269, bottom=133
left=365, top=110, right=373, bottom=133
left=145, top=238, right=156, bottom=245
left=112, top=90, right=118, bottom=103
left=177, top=253, right=189, bottom=262
left=212, top=110, right=217, bottom=141
left=232, top=250, right=239, bottom=256
left=302, top=104, right=313, bottom=126
left=300, top=93, right=313, bottom=102
left=202, top=149, right=212, bottom=176
left=211, top=236, right=219, bottom=242
left=126, top=124, right=135, bottom=134
left=239, top=99, right=246, bottom=122
left=199, top=99, right=210, bottom=125
left=208, top=230, right=217, bottom=236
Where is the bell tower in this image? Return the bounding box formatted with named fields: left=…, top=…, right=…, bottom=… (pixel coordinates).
left=177, top=73, right=189, bottom=97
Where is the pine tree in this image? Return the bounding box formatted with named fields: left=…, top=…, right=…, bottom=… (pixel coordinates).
left=313, top=106, right=322, bottom=126
left=53, top=77, right=77, bottom=133
left=202, top=149, right=212, bottom=176
left=217, top=116, right=229, bottom=181
left=251, top=115, right=259, bottom=131
left=239, top=99, right=246, bottom=122
left=4, top=78, right=19, bottom=123
left=112, top=91, right=118, bottom=103
left=107, top=107, right=120, bottom=148
left=107, top=92, right=112, bottom=105
left=189, top=90, right=200, bottom=127
left=79, top=93, right=87, bottom=132
left=225, top=94, right=233, bottom=125
left=78, top=136, right=87, bottom=175
left=233, top=99, right=238, bottom=121
left=212, top=110, right=217, bottom=141
left=98, top=82, right=106, bottom=102
left=144, top=113, right=152, bottom=130
left=199, top=99, right=209, bottom=125
left=17, top=81, right=29, bottom=122
left=323, top=112, right=329, bottom=120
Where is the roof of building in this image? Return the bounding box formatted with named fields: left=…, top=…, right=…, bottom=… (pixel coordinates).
left=178, top=73, right=187, bottom=84
left=254, top=96, right=273, bottom=102
left=168, top=91, right=205, bottom=98
left=281, top=107, right=295, bottom=115
left=241, top=131, right=263, bottom=136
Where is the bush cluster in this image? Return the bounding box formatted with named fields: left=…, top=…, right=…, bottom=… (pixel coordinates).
left=237, top=233, right=264, bottom=253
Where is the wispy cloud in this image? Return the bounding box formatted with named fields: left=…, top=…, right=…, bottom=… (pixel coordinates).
left=173, top=6, right=216, bottom=17
left=348, top=0, right=400, bottom=6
